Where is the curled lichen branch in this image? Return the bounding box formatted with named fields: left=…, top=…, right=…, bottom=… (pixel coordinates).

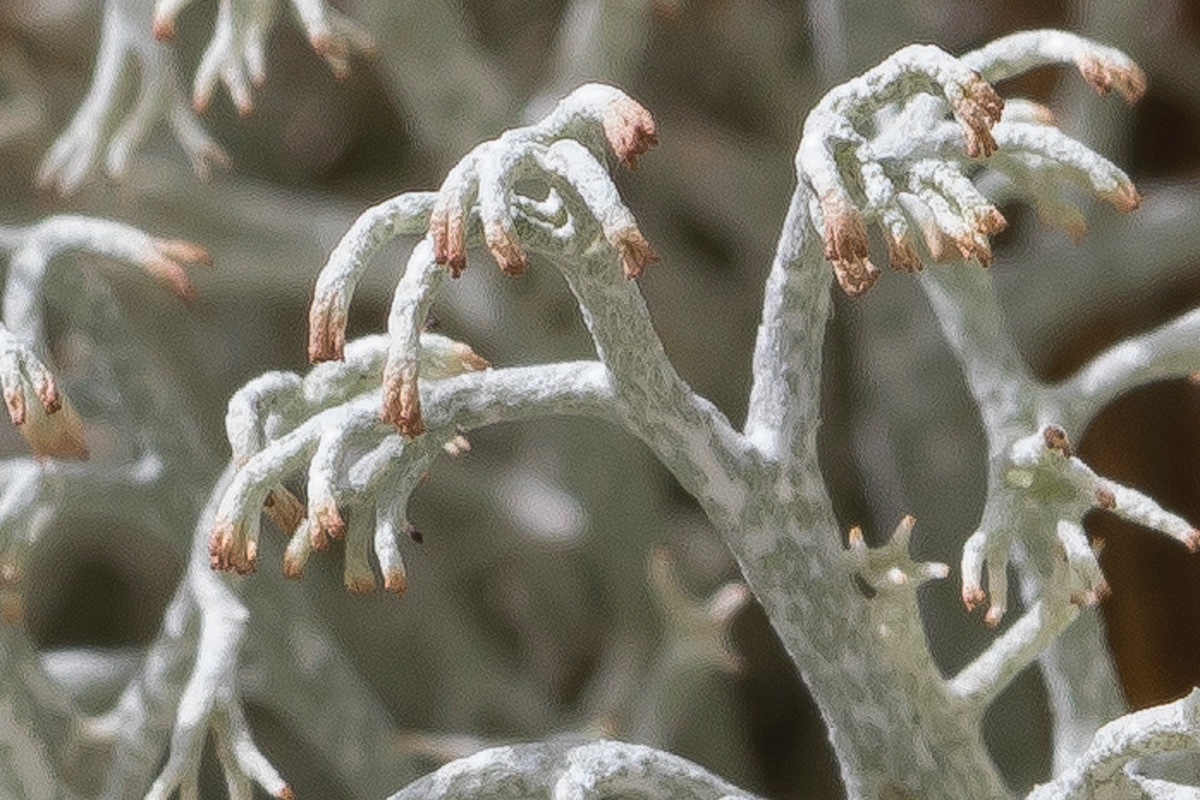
left=0, top=216, right=207, bottom=459
left=388, top=739, right=762, bottom=800
left=153, top=0, right=376, bottom=114
left=37, top=0, right=227, bottom=194
left=960, top=424, right=1196, bottom=627
left=1027, top=689, right=1200, bottom=800
left=214, top=353, right=615, bottom=586
left=793, top=30, right=1142, bottom=297
left=307, top=84, right=661, bottom=439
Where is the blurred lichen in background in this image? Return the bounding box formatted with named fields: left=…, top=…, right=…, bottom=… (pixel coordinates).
left=1, top=1, right=1200, bottom=799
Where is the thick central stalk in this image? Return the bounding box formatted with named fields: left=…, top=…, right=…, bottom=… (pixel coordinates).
left=554, top=216, right=1009, bottom=798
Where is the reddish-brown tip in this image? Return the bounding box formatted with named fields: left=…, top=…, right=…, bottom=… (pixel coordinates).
left=382, top=363, right=425, bottom=438
left=1103, top=183, right=1142, bottom=213
left=484, top=220, right=529, bottom=276
left=308, top=294, right=346, bottom=363
left=152, top=17, right=176, bottom=41
left=886, top=233, right=923, bottom=273
left=953, top=74, right=1004, bottom=159
left=345, top=575, right=377, bottom=594
left=983, top=605, right=1004, bottom=628
left=1043, top=425, right=1073, bottom=458
left=962, top=585, right=986, bottom=613
left=314, top=500, right=346, bottom=542
left=602, top=96, right=659, bottom=169
left=1079, top=56, right=1147, bottom=104
left=822, top=193, right=880, bottom=297
left=431, top=204, right=468, bottom=278
left=1186, top=530, right=1200, bottom=554
left=614, top=228, right=660, bottom=279
left=384, top=570, right=409, bottom=597
left=4, top=385, right=26, bottom=427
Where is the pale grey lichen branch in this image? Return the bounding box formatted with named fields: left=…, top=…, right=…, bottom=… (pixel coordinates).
left=1052, top=306, right=1200, bottom=429
left=286, top=38, right=1096, bottom=799
left=734, top=29, right=1188, bottom=797
left=0, top=209, right=417, bottom=798
left=37, top=0, right=227, bottom=195
left=82, top=463, right=405, bottom=799
left=152, top=0, right=376, bottom=115
left=213, top=330, right=495, bottom=574
left=886, top=32, right=1200, bottom=771
left=1028, top=689, right=1200, bottom=800
left=142, top=466, right=291, bottom=800
left=962, top=29, right=1147, bottom=102
left=182, top=28, right=1200, bottom=800
left=388, top=739, right=764, bottom=800
left=307, top=194, right=436, bottom=363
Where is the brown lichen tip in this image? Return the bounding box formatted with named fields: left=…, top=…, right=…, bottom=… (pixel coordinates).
left=384, top=569, right=409, bottom=597
left=308, top=294, right=347, bottom=363
left=821, top=193, right=880, bottom=297
left=208, top=518, right=257, bottom=574
left=846, top=526, right=866, bottom=551
left=33, top=374, right=61, bottom=415
left=602, top=95, right=658, bottom=170
left=952, top=74, right=1004, bottom=159
left=917, top=218, right=962, bottom=264
left=382, top=364, right=425, bottom=438
left=1095, top=487, right=1117, bottom=511
left=1070, top=582, right=1109, bottom=607
left=1042, top=424, right=1073, bottom=459
left=835, top=262, right=883, bottom=299
left=983, top=605, right=1004, bottom=628
left=311, top=34, right=352, bottom=80
left=1079, top=56, right=1147, bottom=104
left=452, top=344, right=490, bottom=373
left=1102, top=183, right=1142, bottom=213
left=443, top=433, right=471, bottom=456
left=832, top=258, right=882, bottom=298
left=0, top=561, right=18, bottom=588
left=156, top=239, right=213, bottom=267
left=962, top=585, right=986, bottom=613
left=277, top=786, right=296, bottom=800
left=886, top=233, right=923, bottom=273
left=430, top=205, right=468, bottom=278
left=1025, top=102, right=1058, bottom=127
left=146, top=239, right=209, bottom=305
left=152, top=15, right=176, bottom=41
left=282, top=553, right=306, bottom=579
left=264, top=487, right=306, bottom=535
left=614, top=228, right=660, bottom=280
left=1039, top=205, right=1088, bottom=243
left=345, top=574, right=377, bottom=594
left=192, top=90, right=212, bottom=116
left=143, top=259, right=197, bottom=305
left=1186, top=530, right=1200, bottom=554
left=953, top=234, right=994, bottom=268
left=4, top=384, right=25, bottom=427
left=308, top=523, right=331, bottom=552
left=484, top=220, right=529, bottom=276
left=209, top=519, right=235, bottom=571
left=314, top=500, right=346, bottom=542
left=977, top=207, right=1008, bottom=237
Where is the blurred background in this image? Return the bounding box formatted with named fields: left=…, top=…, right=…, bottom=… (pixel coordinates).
left=3, top=0, right=1200, bottom=797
